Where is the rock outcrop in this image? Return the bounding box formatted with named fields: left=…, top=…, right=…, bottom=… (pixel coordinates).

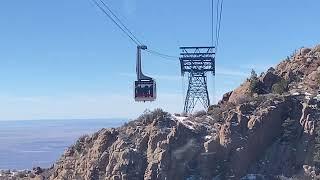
left=222, top=45, right=320, bottom=105
left=49, top=94, right=320, bottom=179
left=17, top=44, right=320, bottom=180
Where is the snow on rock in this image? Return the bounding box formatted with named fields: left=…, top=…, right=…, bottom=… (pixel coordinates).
left=205, top=135, right=212, bottom=140
left=291, top=92, right=300, bottom=96
left=173, top=115, right=196, bottom=130
left=305, top=92, right=312, bottom=96
left=173, top=115, right=188, bottom=122
left=236, top=147, right=244, bottom=152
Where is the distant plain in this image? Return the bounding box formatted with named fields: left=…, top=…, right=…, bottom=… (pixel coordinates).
left=0, top=119, right=126, bottom=170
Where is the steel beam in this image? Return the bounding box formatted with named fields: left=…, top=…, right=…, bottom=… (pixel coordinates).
left=180, top=46, right=215, bottom=114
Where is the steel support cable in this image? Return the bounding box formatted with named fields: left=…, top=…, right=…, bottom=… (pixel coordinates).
left=98, top=0, right=143, bottom=45
left=90, top=0, right=140, bottom=45
left=211, top=0, right=215, bottom=47
left=216, top=0, right=224, bottom=47
left=215, top=0, right=224, bottom=52
left=212, top=0, right=223, bottom=107
left=146, top=49, right=179, bottom=61
left=214, top=0, right=220, bottom=48
left=91, top=0, right=182, bottom=62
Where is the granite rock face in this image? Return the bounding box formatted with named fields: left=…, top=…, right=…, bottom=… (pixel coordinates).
left=223, top=45, right=320, bottom=105
left=49, top=95, right=320, bottom=179
left=20, top=44, right=320, bottom=179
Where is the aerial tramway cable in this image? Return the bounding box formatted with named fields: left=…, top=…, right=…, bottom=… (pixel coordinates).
left=211, top=0, right=224, bottom=103
left=90, top=0, right=141, bottom=46
left=148, top=0, right=224, bottom=60
left=146, top=49, right=179, bottom=61
left=211, top=0, right=215, bottom=46
left=90, top=0, right=178, bottom=60
left=90, top=0, right=224, bottom=102
left=214, top=0, right=224, bottom=52
left=97, top=0, right=143, bottom=45
left=90, top=0, right=224, bottom=61
left=90, top=0, right=158, bottom=102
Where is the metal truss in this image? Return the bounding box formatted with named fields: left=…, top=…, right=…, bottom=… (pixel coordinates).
left=180, top=46, right=215, bottom=113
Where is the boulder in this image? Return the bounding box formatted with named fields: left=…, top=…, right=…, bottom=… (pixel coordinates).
left=300, top=48, right=312, bottom=56
left=260, top=71, right=281, bottom=92
left=32, top=167, right=43, bottom=175
left=218, top=91, right=233, bottom=105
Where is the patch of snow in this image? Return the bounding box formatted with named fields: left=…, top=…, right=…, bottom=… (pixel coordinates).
left=206, top=116, right=214, bottom=121
left=236, top=147, right=244, bottom=152
left=305, top=92, right=312, bottom=96
left=274, top=100, right=281, bottom=104
left=314, top=95, right=320, bottom=101
left=173, top=116, right=196, bottom=130
left=11, top=172, right=17, bottom=177
left=291, top=92, right=300, bottom=96
left=205, top=135, right=212, bottom=140
left=184, top=121, right=196, bottom=130
left=173, top=115, right=188, bottom=122
left=231, top=122, right=238, bottom=126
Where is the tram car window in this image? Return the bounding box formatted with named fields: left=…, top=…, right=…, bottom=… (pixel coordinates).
left=134, top=80, right=156, bottom=102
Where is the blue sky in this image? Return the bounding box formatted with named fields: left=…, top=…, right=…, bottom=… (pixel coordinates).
left=0, top=0, right=319, bottom=120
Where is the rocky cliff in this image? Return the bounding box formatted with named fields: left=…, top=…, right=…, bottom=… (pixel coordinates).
left=21, top=45, right=320, bottom=180
left=223, top=45, right=320, bottom=105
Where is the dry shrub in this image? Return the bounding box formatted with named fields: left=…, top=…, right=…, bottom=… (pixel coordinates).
left=236, top=95, right=254, bottom=105
left=272, top=79, right=289, bottom=95
left=137, top=108, right=171, bottom=124
left=74, top=134, right=89, bottom=153
left=192, top=110, right=207, bottom=118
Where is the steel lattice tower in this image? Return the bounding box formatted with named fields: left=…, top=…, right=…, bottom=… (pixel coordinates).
left=180, top=47, right=215, bottom=113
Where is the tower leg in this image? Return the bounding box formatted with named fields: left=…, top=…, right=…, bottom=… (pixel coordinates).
left=183, top=73, right=210, bottom=114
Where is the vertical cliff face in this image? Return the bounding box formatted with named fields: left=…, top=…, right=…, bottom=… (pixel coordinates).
left=248, top=98, right=319, bottom=178
left=47, top=45, right=320, bottom=180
